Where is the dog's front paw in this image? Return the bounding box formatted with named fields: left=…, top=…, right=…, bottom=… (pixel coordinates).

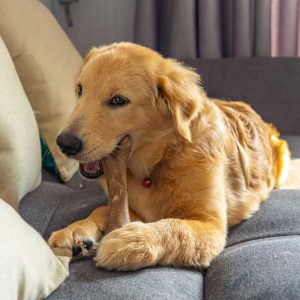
left=94, top=222, right=163, bottom=271
left=48, top=219, right=104, bottom=258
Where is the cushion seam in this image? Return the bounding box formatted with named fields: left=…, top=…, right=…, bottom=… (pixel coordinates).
left=226, top=233, right=300, bottom=249
left=42, top=202, right=61, bottom=238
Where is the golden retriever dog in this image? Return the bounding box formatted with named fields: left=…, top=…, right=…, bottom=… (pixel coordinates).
left=49, top=43, right=290, bottom=270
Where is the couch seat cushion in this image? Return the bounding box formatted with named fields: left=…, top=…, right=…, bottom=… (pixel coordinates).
left=205, top=189, right=300, bottom=299
left=20, top=182, right=203, bottom=300
left=20, top=182, right=300, bottom=299
left=48, top=260, right=202, bottom=300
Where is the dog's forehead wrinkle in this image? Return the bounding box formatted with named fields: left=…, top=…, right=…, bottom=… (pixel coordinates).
left=80, top=71, right=147, bottom=96
left=83, top=48, right=154, bottom=78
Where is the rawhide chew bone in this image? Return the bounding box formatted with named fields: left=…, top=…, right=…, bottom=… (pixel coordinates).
left=102, top=136, right=132, bottom=234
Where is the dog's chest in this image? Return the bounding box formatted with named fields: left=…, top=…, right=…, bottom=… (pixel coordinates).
left=99, top=174, right=165, bottom=222
left=127, top=175, right=165, bottom=222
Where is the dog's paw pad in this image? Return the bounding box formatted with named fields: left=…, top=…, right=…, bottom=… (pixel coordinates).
left=83, top=240, right=94, bottom=250
left=48, top=221, right=102, bottom=258
left=71, top=240, right=96, bottom=258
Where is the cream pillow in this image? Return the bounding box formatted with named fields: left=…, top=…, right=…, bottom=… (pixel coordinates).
left=280, top=159, right=300, bottom=190
left=0, top=199, right=70, bottom=299
left=0, top=37, right=41, bottom=209
left=0, top=0, right=82, bottom=181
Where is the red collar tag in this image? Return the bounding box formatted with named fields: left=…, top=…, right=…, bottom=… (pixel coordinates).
left=142, top=177, right=152, bottom=188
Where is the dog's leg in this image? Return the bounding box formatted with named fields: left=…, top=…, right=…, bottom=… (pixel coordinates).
left=48, top=206, right=142, bottom=257
left=94, top=218, right=226, bottom=270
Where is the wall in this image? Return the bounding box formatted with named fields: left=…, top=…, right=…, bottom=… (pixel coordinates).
left=40, top=0, right=135, bottom=56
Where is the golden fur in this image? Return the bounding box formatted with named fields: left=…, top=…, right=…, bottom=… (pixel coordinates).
left=49, top=43, right=290, bottom=270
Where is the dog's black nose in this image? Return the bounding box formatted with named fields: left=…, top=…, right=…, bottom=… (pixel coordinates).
left=56, top=133, right=82, bottom=156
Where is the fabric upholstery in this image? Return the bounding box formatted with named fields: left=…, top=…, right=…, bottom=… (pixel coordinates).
left=0, top=37, right=41, bottom=209
left=48, top=261, right=203, bottom=300
left=185, top=58, right=300, bottom=135
left=41, top=168, right=101, bottom=190
left=0, top=199, right=70, bottom=300
left=207, top=190, right=300, bottom=299
left=227, top=189, right=300, bottom=247
left=0, top=0, right=82, bottom=181
left=19, top=182, right=103, bottom=237
left=19, top=182, right=300, bottom=299
left=205, top=236, right=300, bottom=300
left=281, top=159, right=300, bottom=190
left=20, top=182, right=204, bottom=300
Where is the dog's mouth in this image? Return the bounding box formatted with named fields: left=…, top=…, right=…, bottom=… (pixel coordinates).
left=79, top=136, right=130, bottom=179
left=79, top=160, right=104, bottom=179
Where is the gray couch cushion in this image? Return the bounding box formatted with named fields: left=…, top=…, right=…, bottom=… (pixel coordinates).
left=185, top=58, right=300, bottom=135
left=227, top=189, right=300, bottom=247
left=48, top=261, right=202, bottom=300
left=19, top=182, right=104, bottom=237
left=42, top=168, right=101, bottom=190
left=205, top=189, right=300, bottom=299
left=205, top=236, right=300, bottom=300
left=19, top=182, right=203, bottom=300
left=19, top=181, right=300, bottom=299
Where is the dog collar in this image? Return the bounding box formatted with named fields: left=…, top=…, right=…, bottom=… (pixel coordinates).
left=142, top=177, right=152, bottom=188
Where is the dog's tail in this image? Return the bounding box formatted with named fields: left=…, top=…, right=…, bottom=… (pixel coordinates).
left=270, top=126, right=291, bottom=188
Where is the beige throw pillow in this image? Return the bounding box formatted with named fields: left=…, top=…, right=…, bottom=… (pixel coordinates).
left=0, top=199, right=70, bottom=299
left=280, top=159, right=300, bottom=190
left=0, top=37, right=41, bottom=209
left=0, top=0, right=82, bottom=181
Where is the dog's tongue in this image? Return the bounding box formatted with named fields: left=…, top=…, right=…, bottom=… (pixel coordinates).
left=79, top=160, right=104, bottom=179
left=82, top=161, right=100, bottom=173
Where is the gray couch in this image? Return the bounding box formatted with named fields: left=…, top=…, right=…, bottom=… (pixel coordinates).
left=19, top=58, right=300, bottom=299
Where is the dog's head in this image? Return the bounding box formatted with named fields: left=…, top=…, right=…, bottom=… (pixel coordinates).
left=57, top=43, right=205, bottom=178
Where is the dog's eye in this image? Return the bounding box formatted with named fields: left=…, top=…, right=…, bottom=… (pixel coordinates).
left=108, top=96, right=129, bottom=107
left=77, top=83, right=83, bottom=97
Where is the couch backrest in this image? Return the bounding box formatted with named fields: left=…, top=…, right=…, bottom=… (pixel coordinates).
left=184, top=58, right=300, bottom=135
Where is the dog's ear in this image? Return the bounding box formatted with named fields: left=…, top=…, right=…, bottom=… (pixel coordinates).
left=158, top=60, right=203, bottom=142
